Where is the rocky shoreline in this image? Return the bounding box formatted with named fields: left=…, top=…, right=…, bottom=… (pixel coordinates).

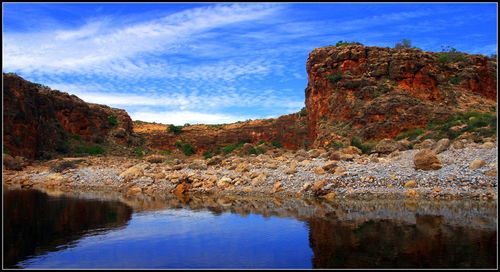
left=3, top=138, right=497, bottom=202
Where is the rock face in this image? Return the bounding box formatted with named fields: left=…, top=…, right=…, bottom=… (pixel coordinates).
left=3, top=73, right=133, bottom=159
left=134, top=114, right=309, bottom=153
left=305, top=44, right=497, bottom=148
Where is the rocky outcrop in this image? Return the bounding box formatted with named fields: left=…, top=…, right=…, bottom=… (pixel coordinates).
left=3, top=73, right=133, bottom=159
left=134, top=113, right=309, bottom=153
left=305, top=44, right=497, bottom=148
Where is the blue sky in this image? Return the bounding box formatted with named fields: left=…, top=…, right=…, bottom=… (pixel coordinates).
left=3, top=2, right=497, bottom=125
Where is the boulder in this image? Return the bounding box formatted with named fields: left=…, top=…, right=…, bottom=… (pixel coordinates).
left=145, top=155, right=166, bottom=163
left=119, top=165, right=144, bottom=180
left=413, top=149, right=442, bottom=170
left=341, top=146, right=362, bottom=155
left=470, top=159, right=486, bottom=170
left=3, top=154, right=24, bottom=170
left=374, top=139, right=401, bottom=154
left=188, top=160, right=208, bottom=170
left=414, top=139, right=436, bottom=150
left=432, top=138, right=450, bottom=153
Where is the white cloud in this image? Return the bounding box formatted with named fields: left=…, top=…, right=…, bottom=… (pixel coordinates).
left=3, top=4, right=283, bottom=76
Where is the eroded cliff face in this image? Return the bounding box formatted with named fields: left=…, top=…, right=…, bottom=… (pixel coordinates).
left=305, top=44, right=497, bottom=148
left=134, top=113, right=309, bottom=153
left=3, top=73, right=133, bottom=159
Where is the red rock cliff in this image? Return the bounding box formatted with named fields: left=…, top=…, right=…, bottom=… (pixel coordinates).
left=134, top=113, right=309, bottom=153
left=3, top=73, right=133, bottom=159
left=134, top=114, right=308, bottom=153
left=305, top=44, right=497, bottom=148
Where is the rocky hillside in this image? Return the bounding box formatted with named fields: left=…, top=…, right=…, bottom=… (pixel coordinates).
left=3, top=73, right=134, bottom=160
left=305, top=44, right=497, bottom=148
left=3, top=44, right=496, bottom=160
left=134, top=113, right=309, bottom=154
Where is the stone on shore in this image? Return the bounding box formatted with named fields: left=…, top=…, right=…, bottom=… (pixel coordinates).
left=413, top=149, right=442, bottom=170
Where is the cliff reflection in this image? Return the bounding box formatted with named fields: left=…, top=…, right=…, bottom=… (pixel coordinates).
left=308, top=215, right=496, bottom=268
left=3, top=189, right=132, bottom=268
left=116, top=193, right=496, bottom=268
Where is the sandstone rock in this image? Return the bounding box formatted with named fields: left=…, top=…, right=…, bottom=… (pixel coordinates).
left=284, top=168, right=297, bottom=175
left=126, top=187, right=142, bottom=196
left=333, top=167, right=346, bottom=176
left=145, top=155, right=166, bottom=163
left=321, top=192, right=336, bottom=201
left=432, top=138, right=450, bottom=153
left=375, top=139, right=401, bottom=154
left=479, top=142, right=496, bottom=149
left=314, top=167, right=326, bottom=175
left=339, top=153, right=355, bottom=161
left=206, top=155, right=223, bottom=166
left=450, top=141, right=465, bottom=150
left=217, top=176, right=232, bottom=188
left=397, top=139, right=411, bottom=150
left=414, top=139, right=436, bottom=150
left=341, top=146, right=362, bottom=155
left=406, top=190, right=418, bottom=197
left=413, top=149, right=442, bottom=170
left=242, top=186, right=253, bottom=193
left=251, top=173, right=267, bottom=186
left=329, top=151, right=342, bottom=161
left=311, top=180, right=328, bottom=193
left=470, top=159, right=486, bottom=170
left=404, top=180, right=418, bottom=189
left=272, top=182, right=284, bottom=193
left=3, top=154, right=23, bottom=170
left=119, top=165, right=144, bottom=180
left=174, top=182, right=190, bottom=195
left=307, top=149, right=322, bottom=158
left=484, top=169, right=497, bottom=176
left=321, top=160, right=338, bottom=171
left=299, top=182, right=312, bottom=193
left=188, top=160, right=208, bottom=170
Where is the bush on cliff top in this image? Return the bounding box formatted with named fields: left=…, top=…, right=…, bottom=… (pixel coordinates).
left=168, top=124, right=183, bottom=134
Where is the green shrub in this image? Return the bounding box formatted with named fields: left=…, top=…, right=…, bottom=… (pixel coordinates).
left=350, top=137, right=375, bottom=154
left=107, top=115, right=118, bottom=126
left=395, top=127, right=425, bottom=141
left=168, top=124, right=183, bottom=134
left=56, top=141, right=70, bottom=153
left=182, top=143, right=196, bottom=156
left=133, top=147, right=145, bottom=158
left=74, top=144, right=105, bottom=155
left=449, top=76, right=462, bottom=85
left=175, top=140, right=182, bottom=148
left=327, top=73, right=342, bottom=83
left=160, top=149, right=172, bottom=156
left=202, top=150, right=213, bottom=159
left=70, top=134, right=81, bottom=140
left=437, top=46, right=466, bottom=63
left=327, top=141, right=344, bottom=150
left=298, top=107, right=307, bottom=117
left=271, top=141, right=283, bottom=148
left=222, top=143, right=244, bottom=154
left=394, top=39, right=412, bottom=49
left=335, top=40, right=361, bottom=46
left=93, top=137, right=104, bottom=144
left=248, top=146, right=265, bottom=155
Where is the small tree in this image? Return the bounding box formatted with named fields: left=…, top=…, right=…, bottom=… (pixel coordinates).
left=168, top=124, right=183, bottom=134
left=395, top=39, right=412, bottom=49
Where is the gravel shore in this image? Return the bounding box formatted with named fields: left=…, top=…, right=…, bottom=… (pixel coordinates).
left=3, top=142, right=498, bottom=201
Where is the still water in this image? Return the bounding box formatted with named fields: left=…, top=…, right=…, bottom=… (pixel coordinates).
left=3, top=188, right=497, bottom=269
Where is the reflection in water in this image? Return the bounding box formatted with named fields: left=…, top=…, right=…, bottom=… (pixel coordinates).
left=3, top=189, right=132, bottom=268
left=3, top=189, right=497, bottom=269
left=308, top=216, right=496, bottom=268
